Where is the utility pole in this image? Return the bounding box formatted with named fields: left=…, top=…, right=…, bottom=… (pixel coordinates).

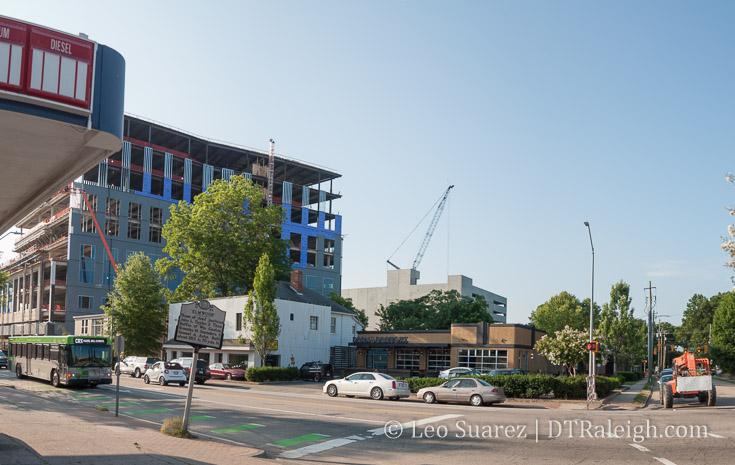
left=645, top=281, right=655, bottom=383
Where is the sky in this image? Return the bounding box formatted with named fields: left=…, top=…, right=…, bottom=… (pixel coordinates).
left=2, top=1, right=735, bottom=327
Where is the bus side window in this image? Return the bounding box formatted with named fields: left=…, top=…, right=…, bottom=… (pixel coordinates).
left=50, top=345, right=59, bottom=362
left=8, top=343, right=14, bottom=357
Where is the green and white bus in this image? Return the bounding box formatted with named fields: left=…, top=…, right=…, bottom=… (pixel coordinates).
left=8, top=335, right=113, bottom=387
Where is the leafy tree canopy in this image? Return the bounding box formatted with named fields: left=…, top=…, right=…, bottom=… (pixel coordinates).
left=675, top=293, right=723, bottom=348
left=711, top=292, right=735, bottom=373
left=157, top=175, right=291, bottom=301
left=376, top=290, right=491, bottom=331
left=243, top=254, right=280, bottom=366
left=599, top=280, right=639, bottom=373
left=103, top=252, right=168, bottom=357
left=534, top=326, right=604, bottom=376
left=328, top=292, right=368, bottom=328
left=530, top=291, right=599, bottom=335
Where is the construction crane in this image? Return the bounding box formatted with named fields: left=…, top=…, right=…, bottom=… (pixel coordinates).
left=387, top=184, right=454, bottom=273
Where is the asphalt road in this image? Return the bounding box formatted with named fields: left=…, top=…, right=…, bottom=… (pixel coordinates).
left=1, top=370, right=734, bottom=464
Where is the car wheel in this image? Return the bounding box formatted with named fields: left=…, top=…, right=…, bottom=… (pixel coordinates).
left=179, top=382, right=186, bottom=387
left=663, top=384, right=673, bottom=409
left=226, top=373, right=232, bottom=380
left=423, top=392, right=436, bottom=404
left=707, top=386, right=716, bottom=406
left=134, top=368, right=141, bottom=378
left=51, top=370, right=60, bottom=388
left=371, top=387, right=384, bottom=400
left=470, top=394, right=484, bottom=406
left=327, top=384, right=338, bottom=397
left=196, top=379, right=204, bottom=385
left=314, top=374, right=321, bottom=382
left=159, top=377, right=167, bottom=386
left=15, top=364, right=25, bottom=379
left=143, top=375, right=150, bottom=384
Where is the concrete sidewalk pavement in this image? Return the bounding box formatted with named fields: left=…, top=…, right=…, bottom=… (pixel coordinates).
left=0, top=386, right=268, bottom=465
left=601, top=378, right=651, bottom=410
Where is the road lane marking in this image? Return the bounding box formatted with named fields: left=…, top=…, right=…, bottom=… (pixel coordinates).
left=128, top=408, right=172, bottom=415
left=76, top=396, right=111, bottom=401
left=211, top=424, right=264, bottom=433
left=281, top=414, right=462, bottom=459
left=629, top=444, right=650, bottom=453
left=189, top=415, right=215, bottom=422
left=271, top=433, right=329, bottom=448
left=100, top=402, right=138, bottom=407
left=708, top=433, right=725, bottom=438
left=654, top=458, right=678, bottom=465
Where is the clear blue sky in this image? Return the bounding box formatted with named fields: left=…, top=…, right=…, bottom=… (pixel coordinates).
left=3, top=1, right=734, bottom=327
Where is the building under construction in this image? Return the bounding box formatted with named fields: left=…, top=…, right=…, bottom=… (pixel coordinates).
left=0, top=115, right=342, bottom=344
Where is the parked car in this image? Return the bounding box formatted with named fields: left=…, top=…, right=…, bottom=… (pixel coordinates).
left=323, top=372, right=410, bottom=400
left=299, top=361, right=333, bottom=382
left=659, top=368, right=673, bottom=378
left=209, top=363, right=246, bottom=380
left=658, top=374, right=674, bottom=385
left=143, top=362, right=187, bottom=386
left=487, top=369, right=526, bottom=376
left=170, top=357, right=211, bottom=384
left=0, top=351, right=7, bottom=369
left=417, top=377, right=506, bottom=406
left=115, top=356, right=160, bottom=378
left=438, top=367, right=483, bottom=379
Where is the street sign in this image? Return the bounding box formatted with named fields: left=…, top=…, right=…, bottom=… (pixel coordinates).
left=174, top=300, right=226, bottom=349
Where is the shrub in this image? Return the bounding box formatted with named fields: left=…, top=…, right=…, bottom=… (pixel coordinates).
left=403, top=377, right=444, bottom=393
left=245, top=366, right=299, bottom=382
left=616, top=371, right=641, bottom=382
left=161, top=417, right=192, bottom=438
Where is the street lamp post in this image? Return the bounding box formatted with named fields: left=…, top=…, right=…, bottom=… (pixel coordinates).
left=584, top=222, right=595, bottom=406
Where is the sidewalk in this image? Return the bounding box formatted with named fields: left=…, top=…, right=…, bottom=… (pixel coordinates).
left=0, top=386, right=268, bottom=465
left=600, top=378, right=651, bottom=410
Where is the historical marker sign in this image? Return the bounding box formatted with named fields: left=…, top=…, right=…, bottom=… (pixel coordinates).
left=174, top=300, right=226, bottom=349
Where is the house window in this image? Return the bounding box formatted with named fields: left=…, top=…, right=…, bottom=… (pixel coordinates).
left=128, top=202, right=141, bottom=240
left=396, top=349, right=421, bottom=370
left=149, top=207, right=162, bottom=243
left=92, top=319, right=104, bottom=336
left=105, top=198, right=120, bottom=236
left=236, top=313, right=242, bottom=331
left=330, top=317, right=336, bottom=334
left=78, top=295, right=93, bottom=310
left=323, top=239, right=335, bottom=268
left=457, top=349, right=508, bottom=372
left=290, top=313, right=294, bottom=321
left=352, top=325, right=356, bottom=335
left=310, top=316, right=319, bottom=330
left=428, top=348, right=451, bottom=371
left=79, top=244, right=95, bottom=283
left=81, top=319, right=89, bottom=334
left=81, top=194, right=97, bottom=233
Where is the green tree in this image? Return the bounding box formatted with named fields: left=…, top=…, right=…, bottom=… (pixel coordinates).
left=599, top=280, right=637, bottom=373
left=328, top=292, right=368, bottom=328
left=711, top=292, right=735, bottom=373
left=530, top=291, right=596, bottom=335
left=157, top=175, right=290, bottom=301
left=376, top=290, right=491, bottom=331
left=243, top=254, right=280, bottom=366
left=103, top=252, right=168, bottom=357
left=534, top=326, right=600, bottom=376
left=675, top=293, right=722, bottom=348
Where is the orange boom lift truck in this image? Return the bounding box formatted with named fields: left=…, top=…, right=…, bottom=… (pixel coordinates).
left=661, top=351, right=716, bottom=408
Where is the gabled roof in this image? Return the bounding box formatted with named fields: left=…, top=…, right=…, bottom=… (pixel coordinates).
left=276, top=281, right=357, bottom=317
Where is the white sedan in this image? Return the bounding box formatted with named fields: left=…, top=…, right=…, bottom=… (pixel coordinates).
left=323, top=372, right=410, bottom=400
left=438, top=367, right=483, bottom=379
left=143, top=362, right=187, bottom=386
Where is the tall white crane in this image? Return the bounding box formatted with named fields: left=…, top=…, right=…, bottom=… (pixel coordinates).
left=387, top=184, right=454, bottom=273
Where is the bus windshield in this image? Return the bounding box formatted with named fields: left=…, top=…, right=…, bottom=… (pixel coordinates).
left=69, top=344, right=111, bottom=367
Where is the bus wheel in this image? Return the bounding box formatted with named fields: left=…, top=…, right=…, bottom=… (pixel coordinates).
left=15, top=364, right=25, bottom=379
left=51, top=370, right=61, bottom=388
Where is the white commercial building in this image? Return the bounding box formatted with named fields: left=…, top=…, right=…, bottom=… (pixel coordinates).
left=342, top=269, right=507, bottom=329
left=163, top=281, right=363, bottom=368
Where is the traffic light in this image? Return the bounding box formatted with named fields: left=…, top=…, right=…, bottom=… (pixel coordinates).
left=670, top=345, right=675, bottom=351
left=585, top=341, right=598, bottom=353
left=654, top=348, right=657, bottom=355
left=697, top=347, right=701, bottom=354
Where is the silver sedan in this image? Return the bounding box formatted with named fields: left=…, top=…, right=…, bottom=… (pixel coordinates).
left=323, top=372, right=410, bottom=400
left=417, top=377, right=506, bottom=406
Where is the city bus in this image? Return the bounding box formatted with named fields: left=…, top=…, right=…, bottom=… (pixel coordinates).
left=8, top=335, right=113, bottom=387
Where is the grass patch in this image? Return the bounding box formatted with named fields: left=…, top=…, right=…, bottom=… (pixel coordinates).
left=161, top=417, right=193, bottom=438
left=95, top=406, right=109, bottom=411
left=633, top=381, right=652, bottom=405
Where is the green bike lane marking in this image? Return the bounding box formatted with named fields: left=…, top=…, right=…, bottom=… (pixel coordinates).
left=211, top=424, right=263, bottom=434
left=189, top=415, right=215, bottom=422
left=270, top=434, right=329, bottom=448
left=128, top=408, right=173, bottom=415
left=76, top=396, right=112, bottom=401
left=99, top=402, right=139, bottom=407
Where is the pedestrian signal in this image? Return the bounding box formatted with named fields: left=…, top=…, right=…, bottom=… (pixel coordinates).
left=585, top=341, right=598, bottom=353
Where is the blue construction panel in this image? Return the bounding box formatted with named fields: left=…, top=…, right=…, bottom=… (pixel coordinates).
left=142, top=173, right=152, bottom=194
left=183, top=183, right=191, bottom=203
left=302, top=208, right=309, bottom=225
left=284, top=204, right=292, bottom=222
left=318, top=211, right=325, bottom=229
left=301, top=235, right=308, bottom=266
left=335, top=215, right=342, bottom=234
left=163, top=178, right=172, bottom=200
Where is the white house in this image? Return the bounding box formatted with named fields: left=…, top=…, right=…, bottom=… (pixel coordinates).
left=163, top=280, right=363, bottom=369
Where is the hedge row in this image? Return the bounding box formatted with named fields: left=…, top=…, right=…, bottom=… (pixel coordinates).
left=402, top=374, right=621, bottom=400
left=616, top=371, right=643, bottom=382
left=245, top=366, right=299, bottom=382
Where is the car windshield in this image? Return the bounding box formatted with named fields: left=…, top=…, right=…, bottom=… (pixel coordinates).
left=378, top=374, right=396, bottom=381
left=477, top=379, right=492, bottom=387
left=661, top=375, right=673, bottom=382
left=69, top=344, right=111, bottom=367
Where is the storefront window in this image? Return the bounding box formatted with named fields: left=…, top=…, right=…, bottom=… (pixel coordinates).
left=366, top=349, right=388, bottom=369
left=428, top=348, right=451, bottom=371
left=457, top=349, right=508, bottom=372
left=396, top=349, right=420, bottom=370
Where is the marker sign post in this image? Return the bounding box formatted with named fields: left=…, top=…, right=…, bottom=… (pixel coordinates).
left=174, top=300, right=226, bottom=432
